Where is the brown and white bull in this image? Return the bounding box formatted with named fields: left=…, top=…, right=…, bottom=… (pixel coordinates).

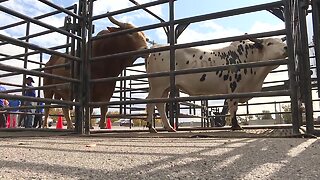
left=146, top=37, right=287, bottom=132
left=43, top=16, right=148, bottom=129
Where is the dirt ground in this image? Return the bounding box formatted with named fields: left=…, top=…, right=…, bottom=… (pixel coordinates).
left=0, top=129, right=319, bottom=180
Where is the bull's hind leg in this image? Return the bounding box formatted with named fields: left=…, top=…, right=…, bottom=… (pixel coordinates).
left=62, top=107, right=74, bottom=129
left=227, top=99, right=243, bottom=130
left=146, top=102, right=157, bottom=133
left=43, top=91, right=53, bottom=129
left=146, top=88, right=174, bottom=133
left=99, top=106, right=107, bottom=129
left=155, top=102, right=176, bottom=132
left=43, top=107, right=50, bottom=128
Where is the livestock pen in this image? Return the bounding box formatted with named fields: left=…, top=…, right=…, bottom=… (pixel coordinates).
left=0, top=0, right=319, bottom=137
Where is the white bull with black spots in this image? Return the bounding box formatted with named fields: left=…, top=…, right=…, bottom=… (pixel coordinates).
left=145, top=37, right=287, bottom=132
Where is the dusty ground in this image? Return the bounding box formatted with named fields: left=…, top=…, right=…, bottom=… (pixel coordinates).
left=0, top=129, right=319, bottom=180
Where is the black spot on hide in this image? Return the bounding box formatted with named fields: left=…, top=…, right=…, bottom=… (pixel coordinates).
left=223, top=74, right=229, bottom=81
left=230, top=81, right=237, bottom=92
left=236, top=74, right=242, bottom=82
left=237, top=45, right=244, bottom=55
left=200, top=74, right=206, bottom=82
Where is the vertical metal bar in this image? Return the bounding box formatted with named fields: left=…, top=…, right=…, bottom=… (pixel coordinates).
left=168, top=0, right=176, bottom=129
left=37, top=53, right=43, bottom=97
left=85, top=0, right=93, bottom=134
left=120, top=71, right=123, bottom=115
left=75, top=0, right=87, bottom=134
left=129, top=79, right=132, bottom=126
left=70, top=4, right=77, bottom=105
left=201, top=100, right=204, bottom=127
left=206, top=100, right=209, bottom=127
left=21, top=22, right=31, bottom=100
left=123, top=69, right=130, bottom=128
left=283, top=0, right=300, bottom=135
left=312, top=0, right=320, bottom=97
left=298, top=0, right=314, bottom=134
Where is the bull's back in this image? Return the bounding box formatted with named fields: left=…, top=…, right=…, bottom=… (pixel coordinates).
left=146, top=48, right=228, bottom=95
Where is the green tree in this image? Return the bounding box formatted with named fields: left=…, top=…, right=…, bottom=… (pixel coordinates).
left=49, top=108, right=63, bottom=122
left=282, top=105, right=292, bottom=123
left=106, top=111, right=120, bottom=122
left=261, top=110, right=272, bottom=120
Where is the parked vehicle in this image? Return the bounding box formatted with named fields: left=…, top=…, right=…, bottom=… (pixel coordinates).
left=119, top=119, right=132, bottom=127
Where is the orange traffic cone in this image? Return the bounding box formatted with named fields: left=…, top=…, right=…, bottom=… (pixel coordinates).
left=56, top=116, right=63, bottom=129
left=106, top=118, right=112, bottom=129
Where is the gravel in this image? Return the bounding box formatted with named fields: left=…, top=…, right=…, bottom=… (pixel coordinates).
left=0, top=135, right=319, bottom=180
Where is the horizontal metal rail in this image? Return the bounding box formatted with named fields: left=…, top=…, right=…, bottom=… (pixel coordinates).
left=0, top=35, right=80, bottom=62
left=90, top=90, right=291, bottom=106
left=0, top=26, right=71, bottom=47
left=0, top=104, right=67, bottom=111
left=0, top=44, right=72, bottom=63
left=92, top=0, right=171, bottom=21
left=0, top=93, right=79, bottom=106
left=38, top=0, right=79, bottom=18
left=91, top=59, right=287, bottom=83
left=0, top=63, right=80, bottom=83
left=0, top=5, right=81, bottom=40
left=91, top=30, right=285, bottom=62
left=92, top=1, right=283, bottom=41
left=0, top=52, right=45, bottom=65
left=2, top=82, right=71, bottom=94
left=0, top=5, right=75, bottom=30
left=0, top=81, right=23, bottom=88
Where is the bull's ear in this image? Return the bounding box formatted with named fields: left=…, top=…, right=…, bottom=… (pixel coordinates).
left=248, top=37, right=263, bottom=49
left=107, top=27, right=120, bottom=32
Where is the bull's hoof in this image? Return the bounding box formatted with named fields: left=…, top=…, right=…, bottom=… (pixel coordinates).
left=99, top=124, right=106, bottom=129
left=166, top=128, right=176, bottom=132
left=67, top=126, right=74, bottom=130
left=149, top=127, right=158, bottom=133
left=231, top=125, right=243, bottom=131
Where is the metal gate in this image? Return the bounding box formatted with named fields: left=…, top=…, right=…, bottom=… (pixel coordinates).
left=0, top=0, right=319, bottom=136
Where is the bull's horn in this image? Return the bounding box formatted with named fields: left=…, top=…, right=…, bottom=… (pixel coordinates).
left=248, top=37, right=263, bottom=44
left=281, top=36, right=287, bottom=42
left=108, top=16, right=126, bottom=28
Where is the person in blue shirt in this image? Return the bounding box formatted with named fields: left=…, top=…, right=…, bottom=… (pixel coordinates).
left=0, top=86, right=7, bottom=128
left=0, top=98, right=6, bottom=128
left=8, top=99, right=21, bottom=128
left=24, top=77, right=36, bottom=128
left=33, top=102, right=44, bottom=128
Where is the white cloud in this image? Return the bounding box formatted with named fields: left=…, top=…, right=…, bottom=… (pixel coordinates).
left=93, top=0, right=162, bottom=18
left=248, top=21, right=284, bottom=34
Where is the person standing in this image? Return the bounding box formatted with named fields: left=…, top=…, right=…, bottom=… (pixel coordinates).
left=0, top=85, right=7, bottom=128
left=24, top=77, right=36, bottom=128
left=33, top=102, right=44, bottom=128
left=0, top=98, right=6, bottom=128
left=8, top=99, right=21, bottom=128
